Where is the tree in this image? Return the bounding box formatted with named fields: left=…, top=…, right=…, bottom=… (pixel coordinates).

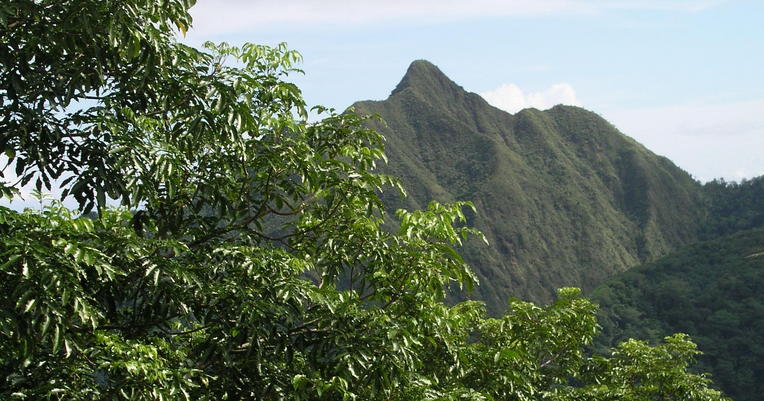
left=1, top=1, right=729, bottom=400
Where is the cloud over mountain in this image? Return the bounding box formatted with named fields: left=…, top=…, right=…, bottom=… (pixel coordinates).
left=188, top=0, right=723, bottom=37
left=480, top=83, right=582, bottom=113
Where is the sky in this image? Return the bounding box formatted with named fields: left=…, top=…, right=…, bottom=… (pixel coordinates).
left=183, top=0, right=764, bottom=183
left=4, top=0, right=762, bottom=210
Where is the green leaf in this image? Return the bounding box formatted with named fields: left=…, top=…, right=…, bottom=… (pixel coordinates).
left=52, top=325, right=60, bottom=353
left=0, top=254, right=21, bottom=272
left=23, top=298, right=36, bottom=313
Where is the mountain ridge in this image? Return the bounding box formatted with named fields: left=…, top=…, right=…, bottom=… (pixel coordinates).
left=353, top=60, right=706, bottom=312
left=353, top=59, right=764, bottom=397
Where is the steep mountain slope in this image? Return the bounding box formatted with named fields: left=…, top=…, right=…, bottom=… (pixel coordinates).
left=352, top=60, right=706, bottom=311
left=591, top=228, right=764, bottom=401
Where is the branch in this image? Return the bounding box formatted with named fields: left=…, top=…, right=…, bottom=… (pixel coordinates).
left=187, top=169, right=275, bottom=247
left=92, top=313, right=181, bottom=332
left=7, top=19, right=23, bottom=30
left=165, top=324, right=211, bottom=336
left=287, top=317, right=321, bottom=335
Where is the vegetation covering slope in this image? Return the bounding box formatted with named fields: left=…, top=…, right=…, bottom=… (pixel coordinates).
left=702, top=176, right=764, bottom=239
left=354, top=60, right=706, bottom=312
left=592, top=228, right=764, bottom=401
left=1, top=1, right=729, bottom=400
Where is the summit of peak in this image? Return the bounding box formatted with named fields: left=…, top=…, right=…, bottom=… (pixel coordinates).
left=391, top=60, right=464, bottom=97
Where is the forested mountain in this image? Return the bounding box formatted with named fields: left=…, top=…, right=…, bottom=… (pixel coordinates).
left=349, top=60, right=764, bottom=399
left=592, top=228, right=764, bottom=401
left=353, top=60, right=707, bottom=312
left=702, top=176, right=764, bottom=239
left=0, top=1, right=744, bottom=398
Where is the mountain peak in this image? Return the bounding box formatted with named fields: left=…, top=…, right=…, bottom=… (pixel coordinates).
left=391, top=60, right=463, bottom=97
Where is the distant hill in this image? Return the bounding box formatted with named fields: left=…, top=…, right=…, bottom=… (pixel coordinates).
left=353, top=60, right=707, bottom=312
left=702, top=176, right=764, bottom=239
left=591, top=228, right=764, bottom=401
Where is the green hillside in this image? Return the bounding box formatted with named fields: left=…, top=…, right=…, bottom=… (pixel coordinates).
left=702, top=176, right=764, bottom=239
left=353, top=60, right=706, bottom=312
left=592, top=228, right=764, bottom=401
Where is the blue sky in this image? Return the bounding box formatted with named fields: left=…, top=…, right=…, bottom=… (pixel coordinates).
left=184, top=0, right=764, bottom=183
left=5, top=1, right=762, bottom=210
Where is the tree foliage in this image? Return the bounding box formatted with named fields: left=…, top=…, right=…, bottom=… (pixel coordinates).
left=702, top=177, right=764, bottom=239
left=1, top=1, right=729, bottom=400
left=593, top=228, right=764, bottom=401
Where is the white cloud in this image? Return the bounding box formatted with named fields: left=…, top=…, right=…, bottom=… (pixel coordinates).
left=188, top=0, right=574, bottom=37
left=479, top=83, right=582, bottom=113
left=0, top=181, right=49, bottom=211
left=0, top=159, right=83, bottom=211
left=187, top=0, right=725, bottom=37
left=0, top=185, right=91, bottom=211
left=602, top=0, right=726, bottom=12
left=601, top=98, right=764, bottom=182
left=478, top=88, right=764, bottom=183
